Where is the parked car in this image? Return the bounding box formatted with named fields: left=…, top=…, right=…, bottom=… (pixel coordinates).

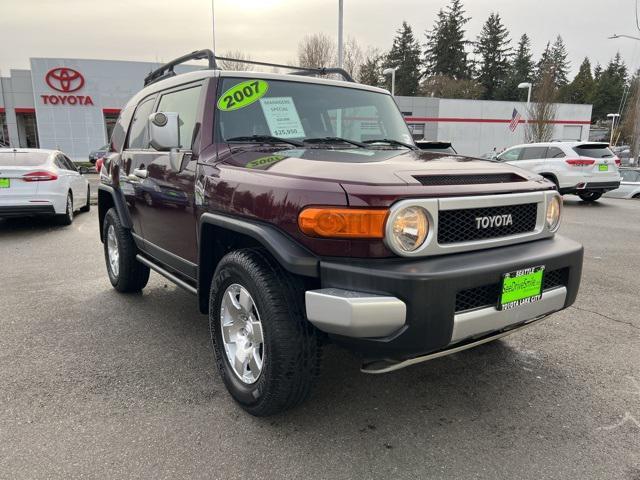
left=88, top=144, right=109, bottom=164
left=415, top=140, right=457, bottom=154
left=98, top=49, right=583, bottom=416
left=0, top=148, right=90, bottom=224
left=496, top=141, right=621, bottom=202
left=604, top=168, right=640, bottom=199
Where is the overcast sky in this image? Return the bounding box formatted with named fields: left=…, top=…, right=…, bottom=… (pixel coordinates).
left=2, top=0, right=640, bottom=78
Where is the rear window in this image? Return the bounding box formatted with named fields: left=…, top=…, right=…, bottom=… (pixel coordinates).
left=573, top=144, right=614, bottom=159
left=0, top=152, right=49, bottom=167
left=621, top=170, right=640, bottom=182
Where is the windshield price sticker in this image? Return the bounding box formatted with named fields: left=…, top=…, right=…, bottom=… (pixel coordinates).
left=259, top=97, right=306, bottom=139
left=217, top=80, right=269, bottom=111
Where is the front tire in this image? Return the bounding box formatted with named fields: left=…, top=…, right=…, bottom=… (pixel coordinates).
left=578, top=192, right=602, bottom=202
left=102, top=208, right=150, bottom=292
left=55, top=192, right=74, bottom=225
left=209, top=248, right=321, bottom=416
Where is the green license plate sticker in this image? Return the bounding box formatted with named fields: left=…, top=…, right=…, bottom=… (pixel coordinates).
left=217, top=80, right=269, bottom=112
left=499, top=266, right=544, bottom=310
left=599, top=164, right=608, bottom=171
left=0, top=178, right=9, bottom=188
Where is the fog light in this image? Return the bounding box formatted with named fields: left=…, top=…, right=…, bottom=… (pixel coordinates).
left=546, top=195, right=562, bottom=232
left=388, top=206, right=429, bottom=252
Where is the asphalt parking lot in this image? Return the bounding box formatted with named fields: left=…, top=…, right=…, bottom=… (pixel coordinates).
left=1, top=197, right=639, bottom=479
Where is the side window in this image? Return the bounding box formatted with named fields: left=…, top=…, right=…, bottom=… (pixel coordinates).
left=547, top=147, right=565, bottom=159
left=156, top=85, right=203, bottom=150
left=54, top=154, right=69, bottom=170
left=520, top=146, right=548, bottom=160
left=499, top=148, right=522, bottom=161
left=62, top=155, right=77, bottom=171
left=126, top=97, right=156, bottom=150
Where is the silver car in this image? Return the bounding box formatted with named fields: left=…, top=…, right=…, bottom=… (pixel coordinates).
left=604, top=169, right=640, bottom=199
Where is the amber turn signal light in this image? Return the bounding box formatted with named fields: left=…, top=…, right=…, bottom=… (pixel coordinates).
left=298, top=208, right=388, bottom=239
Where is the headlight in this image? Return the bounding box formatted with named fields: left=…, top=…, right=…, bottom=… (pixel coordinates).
left=546, top=195, right=562, bottom=232
left=389, top=206, right=429, bottom=252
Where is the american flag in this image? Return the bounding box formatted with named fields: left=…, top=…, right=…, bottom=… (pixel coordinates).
left=509, top=108, right=522, bottom=132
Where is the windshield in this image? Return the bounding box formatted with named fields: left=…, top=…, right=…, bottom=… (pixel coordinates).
left=216, top=77, right=414, bottom=148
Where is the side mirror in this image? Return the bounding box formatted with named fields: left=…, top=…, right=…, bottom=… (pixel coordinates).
left=79, top=166, right=88, bottom=175
left=149, top=112, right=180, bottom=151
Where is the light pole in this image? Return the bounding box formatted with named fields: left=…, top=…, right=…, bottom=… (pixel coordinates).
left=337, top=0, right=344, bottom=68
left=607, top=113, right=620, bottom=145
left=383, top=67, right=399, bottom=96
left=518, top=82, right=532, bottom=106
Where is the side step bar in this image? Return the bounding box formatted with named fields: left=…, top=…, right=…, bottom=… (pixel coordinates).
left=360, top=314, right=549, bottom=374
left=136, top=254, right=197, bottom=295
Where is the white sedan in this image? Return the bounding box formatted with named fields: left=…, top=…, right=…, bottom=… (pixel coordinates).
left=0, top=148, right=90, bottom=224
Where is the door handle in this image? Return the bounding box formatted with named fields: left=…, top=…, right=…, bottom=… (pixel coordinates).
left=132, top=168, right=148, bottom=179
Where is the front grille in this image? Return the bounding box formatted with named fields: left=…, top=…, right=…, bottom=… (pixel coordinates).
left=454, top=268, right=569, bottom=313
left=414, top=173, right=526, bottom=186
left=438, top=203, right=537, bottom=244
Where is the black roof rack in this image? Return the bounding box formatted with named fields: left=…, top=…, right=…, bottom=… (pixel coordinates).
left=143, top=49, right=355, bottom=87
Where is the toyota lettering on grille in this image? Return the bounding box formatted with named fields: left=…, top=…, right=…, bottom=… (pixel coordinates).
left=475, top=214, right=513, bottom=230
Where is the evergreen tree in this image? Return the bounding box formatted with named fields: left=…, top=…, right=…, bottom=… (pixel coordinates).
left=474, top=13, right=512, bottom=99
left=536, top=36, right=570, bottom=89
left=424, top=0, right=470, bottom=79
left=592, top=53, right=628, bottom=120
left=563, top=57, right=594, bottom=104
left=383, top=21, right=422, bottom=95
left=499, top=33, right=534, bottom=100
left=550, top=35, right=570, bottom=87
left=358, top=51, right=383, bottom=88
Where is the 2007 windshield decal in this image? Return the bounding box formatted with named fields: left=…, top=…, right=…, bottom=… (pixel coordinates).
left=217, top=80, right=269, bottom=111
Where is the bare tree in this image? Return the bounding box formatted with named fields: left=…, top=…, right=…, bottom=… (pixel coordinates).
left=525, top=71, right=557, bottom=142
left=343, top=37, right=364, bottom=79
left=218, top=50, right=253, bottom=71
left=420, top=75, right=484, bottom=99
left=297, top=33, right=336, bottom=69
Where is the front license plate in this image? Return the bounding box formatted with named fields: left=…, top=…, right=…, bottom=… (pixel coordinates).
left=599, top=164, right=608, bottom=171
left=0, top=178, right=9, bottom=188
left=499, top=266, right=545, bottom=311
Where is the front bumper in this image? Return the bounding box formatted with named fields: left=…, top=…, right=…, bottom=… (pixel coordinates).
left=306, top=235, right=583, bottom=359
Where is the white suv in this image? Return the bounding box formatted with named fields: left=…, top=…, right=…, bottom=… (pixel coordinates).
left=497, top=142, right=621, bottom=202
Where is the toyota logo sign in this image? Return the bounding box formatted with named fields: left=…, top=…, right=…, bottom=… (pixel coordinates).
left=45, top=67, right=85, bottom=93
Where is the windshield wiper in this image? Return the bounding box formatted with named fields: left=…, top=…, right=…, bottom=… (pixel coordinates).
left=302, top=136, right=369, bottom=148
left=363, top=138, right=418, bottom=150
left=226, top=135, right=304, bottom=147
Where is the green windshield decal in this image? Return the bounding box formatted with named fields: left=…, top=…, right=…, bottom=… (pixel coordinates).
left=217, top=80, right=269, bottom=111
left=246, top=155, right=286, bottom=169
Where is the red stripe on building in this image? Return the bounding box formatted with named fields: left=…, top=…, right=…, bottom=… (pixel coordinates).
left=0, top=107, right=5, bottom=113
left=405, top=116, right=591, bottom=125
left=102, top=108, right=121, bottom=114
left=14, top=107, right=36, bottom=114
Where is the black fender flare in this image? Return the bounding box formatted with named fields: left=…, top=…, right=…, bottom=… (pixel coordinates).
left=199, top=212, right=319, bottom=279
left=98, top=184, right=133, bottom=234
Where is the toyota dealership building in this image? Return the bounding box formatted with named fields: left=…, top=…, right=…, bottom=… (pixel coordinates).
left=0, top=57, right=593, bottom=161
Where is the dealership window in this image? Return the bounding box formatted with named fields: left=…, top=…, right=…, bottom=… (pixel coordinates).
left=0, top=112, right=8, bottom=146
left=157, top=85, right=203, bottom=150
left=103, top=112, right=119, bottom=143
left=16, top=112, right=39, bottom=148
left=407, top=123, right=425, bottom=140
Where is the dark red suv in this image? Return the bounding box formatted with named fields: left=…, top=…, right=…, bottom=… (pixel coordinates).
left=98, top=50, right=583, bottom=416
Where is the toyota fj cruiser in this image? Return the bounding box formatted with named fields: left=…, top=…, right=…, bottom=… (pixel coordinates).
left=98, top=50, right=583, bottom=416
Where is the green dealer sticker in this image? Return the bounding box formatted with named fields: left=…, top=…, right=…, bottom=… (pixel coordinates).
left=499, top=266, right=545, bottom=310
left=217, top=80, right=269, bottom=111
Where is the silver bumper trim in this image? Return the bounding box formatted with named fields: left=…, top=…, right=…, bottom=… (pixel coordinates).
left=451, top=287, right=567, bottom=343
left=305, top=288, right=406, bottom=338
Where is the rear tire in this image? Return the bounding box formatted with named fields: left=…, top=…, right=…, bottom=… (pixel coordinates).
left=55, top=192, right=74, bottom=225
left=102, top=208, right=150, bottom=293
left=209, top=248, right=321, bottom=416
left=80, top=186, right=90, bottom=213
left=578, top=192, right=602, bottom=202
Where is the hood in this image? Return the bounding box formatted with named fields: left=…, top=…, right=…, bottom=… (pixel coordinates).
left=220, top=146, right=544, bottom=186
